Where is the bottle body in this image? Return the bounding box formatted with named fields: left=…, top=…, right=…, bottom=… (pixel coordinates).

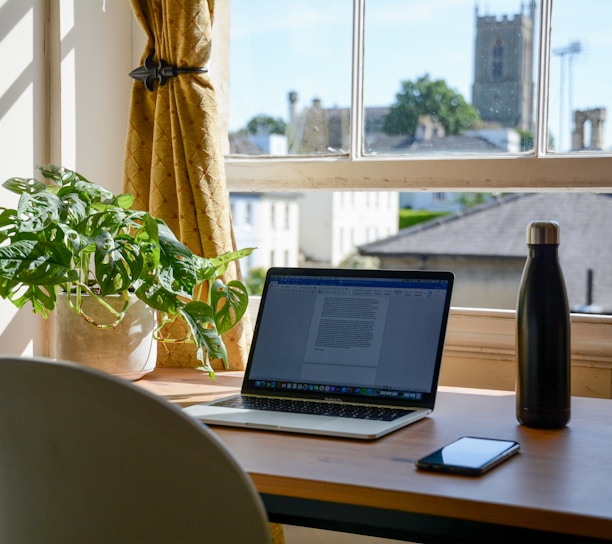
left=516, top=240, right=571, bottom=428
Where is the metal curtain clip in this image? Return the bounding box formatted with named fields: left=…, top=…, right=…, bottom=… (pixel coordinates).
left=129, top=53, right=208, bottom=91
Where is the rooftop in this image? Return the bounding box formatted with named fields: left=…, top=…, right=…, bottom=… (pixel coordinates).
left=360, top=192, right=612, bottom=311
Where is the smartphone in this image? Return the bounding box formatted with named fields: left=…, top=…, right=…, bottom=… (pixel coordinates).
left=415, top=436, right=520, bottom=476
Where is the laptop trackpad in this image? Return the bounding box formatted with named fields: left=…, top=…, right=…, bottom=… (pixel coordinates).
left=199, top=407, right=338, bottom=429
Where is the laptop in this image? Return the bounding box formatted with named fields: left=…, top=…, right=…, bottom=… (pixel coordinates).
left=184, top=267, right=454, bottom=440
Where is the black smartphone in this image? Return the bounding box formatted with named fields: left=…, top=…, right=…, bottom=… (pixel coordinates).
left=415, top=436, right=520, bottom=476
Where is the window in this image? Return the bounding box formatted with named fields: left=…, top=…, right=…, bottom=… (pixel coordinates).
left=225, top=0, right=612, bottom=313
left=492, top=39, right=503, bottom=79
left=269, top=203, right=275, bottom=229
left=284, top=203, right=290, bottom=229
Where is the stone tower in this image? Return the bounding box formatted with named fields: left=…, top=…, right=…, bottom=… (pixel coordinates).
left=472, top=2, right=536, bottom=131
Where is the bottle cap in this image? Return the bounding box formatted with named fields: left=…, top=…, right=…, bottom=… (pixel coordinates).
left=527, top=221, right=560, bottom=245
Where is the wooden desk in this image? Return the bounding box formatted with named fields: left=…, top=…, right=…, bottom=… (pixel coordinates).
left=140, top=368, right=612, bottom=542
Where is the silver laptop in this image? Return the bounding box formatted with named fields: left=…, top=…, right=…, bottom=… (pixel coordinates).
left=184, top=267, right=454, bottom=439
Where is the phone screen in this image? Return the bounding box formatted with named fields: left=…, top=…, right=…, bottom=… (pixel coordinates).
left=416, top=436, right=520, bottom=476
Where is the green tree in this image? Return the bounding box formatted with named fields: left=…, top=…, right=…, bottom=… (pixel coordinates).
left=247, top=115, right=287, bottom=136
left=245, top=267, right=268, bottom=296
left=457, top=192, right=494, bottom=208
left=384, top=74, right=479, bottom=137
left=518, top=129, right=534, bottom=152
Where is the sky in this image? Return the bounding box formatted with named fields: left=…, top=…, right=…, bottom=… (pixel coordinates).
left=229, top=0, right=612, bottom=152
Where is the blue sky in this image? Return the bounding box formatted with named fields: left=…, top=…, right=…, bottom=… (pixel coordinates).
left=230, top=0, right=612, bottom=151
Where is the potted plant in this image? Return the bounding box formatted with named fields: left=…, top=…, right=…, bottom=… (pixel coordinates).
left=0, top=165, right=252, bottom=377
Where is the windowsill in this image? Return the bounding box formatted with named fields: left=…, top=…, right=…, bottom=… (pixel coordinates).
left=248, top=298, right=612, bottom=399
left=226, top=155, right=612, bottom=192
left=445, top=307, right=612, bottom=366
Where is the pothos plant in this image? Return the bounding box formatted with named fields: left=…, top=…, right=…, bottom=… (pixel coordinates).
left=0, top=165, right=253, bottom=375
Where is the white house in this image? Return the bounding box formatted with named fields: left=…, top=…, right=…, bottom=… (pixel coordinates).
left=299, top=191, right=399, bottom=266
left=230, top=192, right=300, bottom=272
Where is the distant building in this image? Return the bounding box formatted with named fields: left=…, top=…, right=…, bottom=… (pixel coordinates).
left=230, top=193, right=300, bottom=273
left=284, top=94, right=400, bottom=265
left=400, top=192, right=464, bottom=212
left=572, top=108, right=607, bottom=151
left=359, top=193, right=612, bottom=314
left=300, top=191, right=399, bottom=266
left=230, top=133, right=287, bottom=155
left=472, top=2, right=536, bottom=131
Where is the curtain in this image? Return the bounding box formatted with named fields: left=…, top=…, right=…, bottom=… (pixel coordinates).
left=123, top=0, right=250, bottom=371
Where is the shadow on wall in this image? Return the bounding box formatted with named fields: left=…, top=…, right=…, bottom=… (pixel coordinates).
left=0, top=304, right=46, bottom=356
left=0, top=1, right=34, bottom=119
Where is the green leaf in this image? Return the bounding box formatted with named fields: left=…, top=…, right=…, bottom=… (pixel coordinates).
left=193, top=256, right=220, bottom=282
left=85, top=209, right=127, bottom=237
left=206, top=248, right=255, bottom=278
left=135, top=280, right=181, bottom=314
left=73, top=179, right=115, bottom=205
left=210, top=278, right=249, bottom=335
left=2, top=177, right=47, bottom=195
left=38, top=164, right=80, bottom=185
left=0, top=239, right=77, bottom=285
left=157, top=222, right=198, bottom=296
left=0, top=239, right=73, bottom=317
left=16, top=191, right=63, bottom=233
left=135, top=214, right=161, bottom=275
left=180, top=301, right=228, bottom=365
left=116, top=193, right=135, bottom=210
left=7, top=283, right=58, bottom=317
left=94, top=232, right=144, bottom=294
left=56, top=190, right=92, bottom=227
left=0, top=208, right=18, bottom=244
left=63, top=228, right=93, bottom=255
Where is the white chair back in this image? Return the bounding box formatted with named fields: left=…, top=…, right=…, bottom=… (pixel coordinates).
left=0, top=356, right=272, bottom=543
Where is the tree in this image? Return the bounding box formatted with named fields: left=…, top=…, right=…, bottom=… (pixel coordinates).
left=518, top=129, right=534, bottom=152
left=245, top=267, right=267, bottom=296
left=246, top=115, right=287, bottom=136
left=457, top=192, right=494, bottom=208
left=384, top=74, right=479, bottom=137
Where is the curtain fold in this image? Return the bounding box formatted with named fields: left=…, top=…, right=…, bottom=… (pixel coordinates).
left=123, top=0, right=250, bottom=370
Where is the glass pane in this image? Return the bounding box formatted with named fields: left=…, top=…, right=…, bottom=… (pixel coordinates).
left=549, top=0, right=612, bottom=153
left=232, top=188, right=612, bottom=315
left=229, top=0, right=352, bottom=156
left=364, top=1, right=539, bottom=156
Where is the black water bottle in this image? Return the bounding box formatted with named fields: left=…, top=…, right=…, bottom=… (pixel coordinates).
left=516, top=221, right=570, bottom=428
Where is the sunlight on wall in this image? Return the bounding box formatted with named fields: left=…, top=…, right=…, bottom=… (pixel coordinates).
left=0, top=0, right=134, bottom=356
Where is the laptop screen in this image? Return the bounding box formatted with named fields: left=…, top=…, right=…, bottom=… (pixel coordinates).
left=242, top=268, right=454, bottom=407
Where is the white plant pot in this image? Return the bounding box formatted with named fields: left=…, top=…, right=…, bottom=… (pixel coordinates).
left=55, top=293, right=157, bottom=380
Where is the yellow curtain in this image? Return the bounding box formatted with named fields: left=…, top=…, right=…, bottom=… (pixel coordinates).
left=123, top=0, right=250, bottom=371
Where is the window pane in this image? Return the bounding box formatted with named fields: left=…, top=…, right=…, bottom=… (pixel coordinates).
left=364, top=1, right=539, bottom=156
left=232, top=187, right=612, bottom=315
left=229, top=0, right=352, bottom=156
left=549, top=0, right=612, bottom=153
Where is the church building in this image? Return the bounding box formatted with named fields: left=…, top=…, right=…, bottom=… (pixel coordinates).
left=472, top=2, right=537, bottom=132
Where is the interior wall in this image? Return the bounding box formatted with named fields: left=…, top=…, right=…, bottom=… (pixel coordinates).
left=0, top=0, right=47, bottom=356
left=59, top=0, right=133, bottom=192
left=0, top=0, right=134, bottom=357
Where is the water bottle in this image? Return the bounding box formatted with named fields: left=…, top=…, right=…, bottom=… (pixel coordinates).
left=516, top=221, right=570, bottom=428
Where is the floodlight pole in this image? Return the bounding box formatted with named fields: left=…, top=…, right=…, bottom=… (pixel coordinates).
left=553, top=41, right=582, bottom=151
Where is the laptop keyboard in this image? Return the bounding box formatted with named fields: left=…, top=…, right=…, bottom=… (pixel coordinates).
left=215, top=396, right=414, bottom=421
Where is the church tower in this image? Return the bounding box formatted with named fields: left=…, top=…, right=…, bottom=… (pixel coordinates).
left=472, top=2, right=536, bottom=131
